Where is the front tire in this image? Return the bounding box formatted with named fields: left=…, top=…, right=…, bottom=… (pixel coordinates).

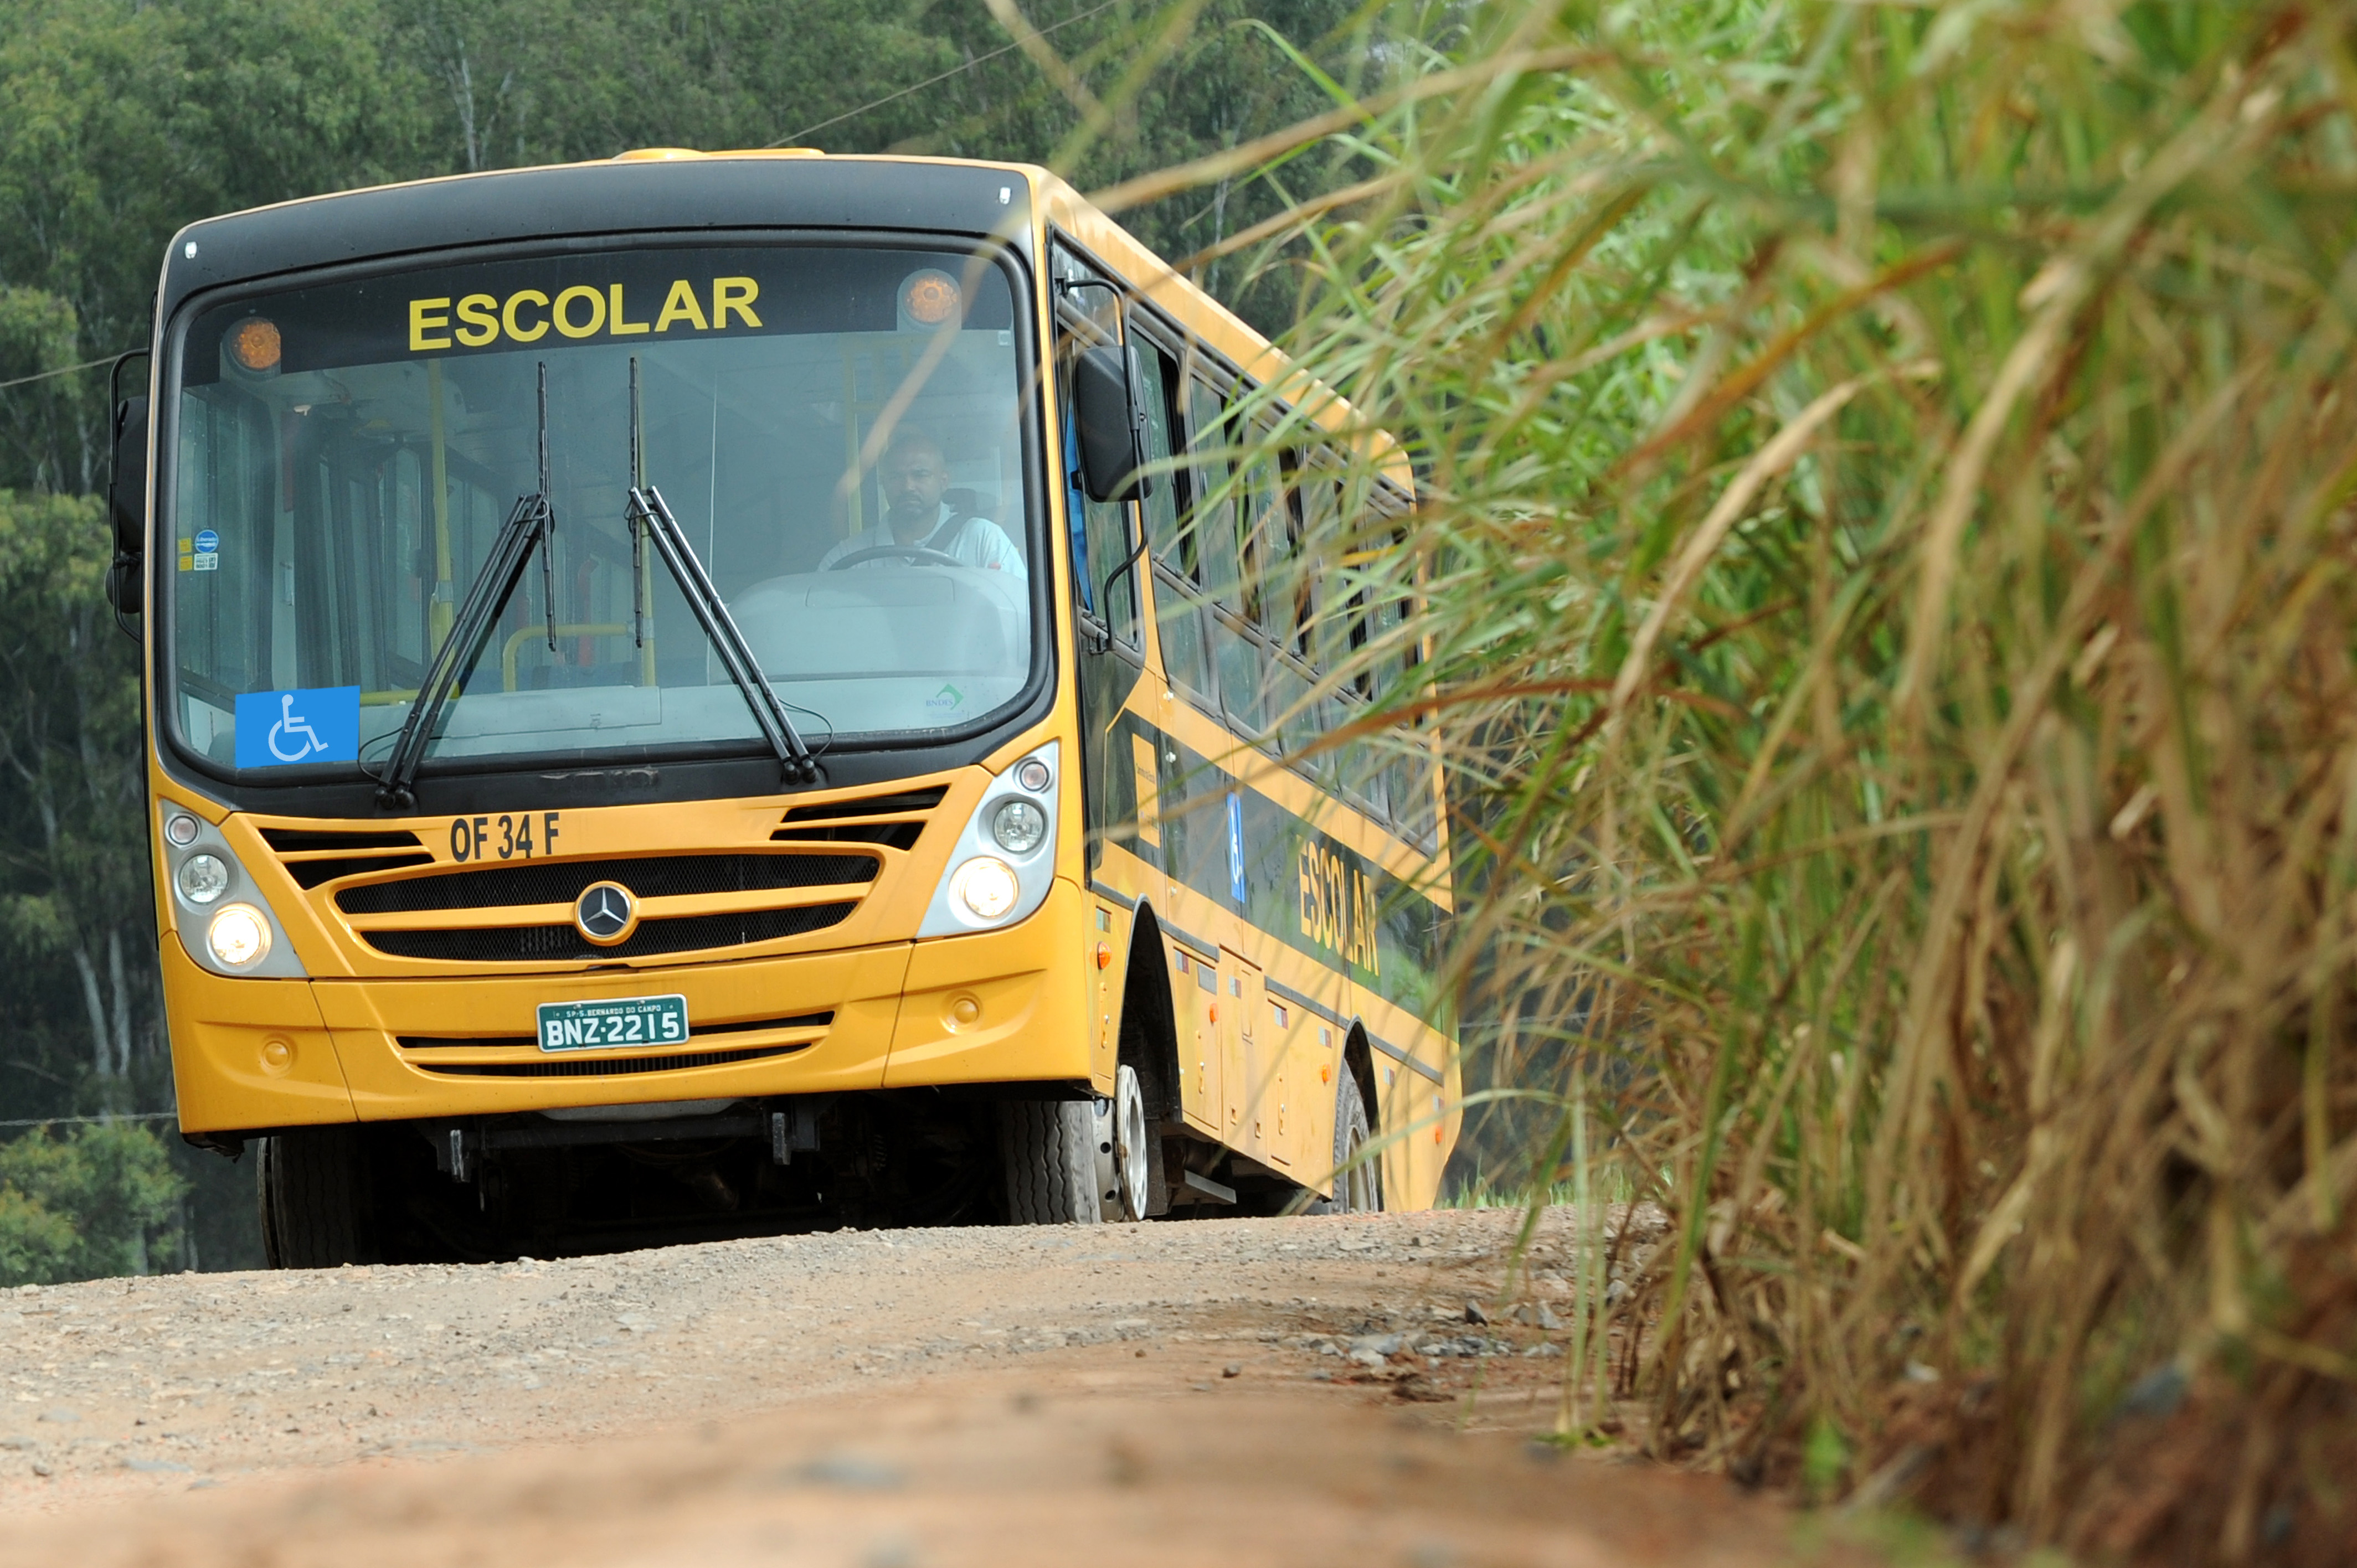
left=256, top=1126, right=374, bottom=1267
left=1311, top=1068, right=1382, bottom=1214
left=1111, top=1064, right=1150, bottom=1222
left=998, top=1100, right=1103, bottom=1225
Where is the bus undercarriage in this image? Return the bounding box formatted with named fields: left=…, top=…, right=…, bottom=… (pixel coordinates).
left=250, top=1080, right=1348, bottom=1265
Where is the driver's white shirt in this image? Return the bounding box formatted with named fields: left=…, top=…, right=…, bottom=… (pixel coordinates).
left=816, top=504, right=1027, bottom=578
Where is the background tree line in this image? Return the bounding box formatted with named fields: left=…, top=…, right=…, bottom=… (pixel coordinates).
left=0, top=0, right=1370, bottom=1280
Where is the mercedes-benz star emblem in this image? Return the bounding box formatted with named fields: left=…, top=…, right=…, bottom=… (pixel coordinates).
left=574, top=881, right=637, bottom=945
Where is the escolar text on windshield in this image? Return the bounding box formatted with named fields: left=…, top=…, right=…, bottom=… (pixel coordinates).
left=409, top=278, right=761, bottom=352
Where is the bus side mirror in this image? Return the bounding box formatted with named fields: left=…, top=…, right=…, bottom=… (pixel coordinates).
left=1072, top=345, right=1152, bottom=504
left=106, top=395, right=147, bottom=616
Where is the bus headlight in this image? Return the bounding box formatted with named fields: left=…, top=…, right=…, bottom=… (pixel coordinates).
left=207, top=904, right=272, bottom=968
left=991, top=798, right=1047, bottom=854
left=918, top=741, right=1059, bottom=938
left=176, top=853, right=230, bottom=905
left=953, top=857, right=1020, bottom=920
left=159, top=804, right=305, bottom=978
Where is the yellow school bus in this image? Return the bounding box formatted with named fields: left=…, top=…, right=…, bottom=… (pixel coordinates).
left=112, top=148, right=1459, bottom=1264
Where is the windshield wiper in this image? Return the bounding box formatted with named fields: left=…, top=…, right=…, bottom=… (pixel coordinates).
left=371, top=360, right=819, bottom=809
left=374, top=363, right=560, bottom=809
left=625, top=357, right=820, bottom=785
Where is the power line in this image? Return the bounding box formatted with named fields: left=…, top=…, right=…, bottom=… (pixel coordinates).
left=0, top=1111, right=177, bottom=1131
left=0, top=353, right=135, bottom=394
left=767, top=0, right=1124, bottom=148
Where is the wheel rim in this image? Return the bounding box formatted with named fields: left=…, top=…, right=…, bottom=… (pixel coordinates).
left=1341, top=1105, right=1378, bottom=1211
left=1114, top=1064, right=1150, bottom=1221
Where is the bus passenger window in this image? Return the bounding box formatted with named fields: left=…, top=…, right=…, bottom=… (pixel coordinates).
left=1156, top=566, right=1216, bottom=704
left=1134, top=343, right=1213, bottom=702
left=1208, top=604, right=1264, bottom=737
left=1135, top=344, right=1187, bottom=564
left=1185, top=378, right=1234, bottom=593
left=1238, top=446, right=1294, bottom=628
left=1091, top=488, right=1139, bottom=648
left=1265, top=648, right=1317, bottom=764
left=1059, top=349, right=1139, bottom=649
left=1296, top=468, right=1342, bottom=665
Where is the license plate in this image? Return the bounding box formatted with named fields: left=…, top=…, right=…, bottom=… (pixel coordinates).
left=536, top=994, right=689, bottom=1053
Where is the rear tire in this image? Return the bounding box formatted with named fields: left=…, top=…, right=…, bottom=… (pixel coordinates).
left=257, top=1127, right=374, bottom=1267
left=998, top=1100, right=1102, bottom=1225
left=1311, top=1069, right=1382, bottom=1214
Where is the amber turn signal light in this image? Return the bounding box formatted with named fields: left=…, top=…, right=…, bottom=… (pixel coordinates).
left=900, top=269, right=960, bottom=328
left=229, top=318, right=281, bottom=373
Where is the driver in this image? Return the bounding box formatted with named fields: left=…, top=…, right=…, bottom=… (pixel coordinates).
left=816, top=426, right=1026, bottom=577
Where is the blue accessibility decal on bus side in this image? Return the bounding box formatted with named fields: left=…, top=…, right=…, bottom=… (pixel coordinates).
left=235, top=687, right=362, bottom=768
left=1226, top=791, right=1247, bottom=905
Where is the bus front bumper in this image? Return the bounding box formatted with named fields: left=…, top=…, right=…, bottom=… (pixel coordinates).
left=165, top=879, right=1093, bottom=1134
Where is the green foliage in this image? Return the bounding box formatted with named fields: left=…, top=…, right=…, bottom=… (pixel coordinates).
left=0, top=285, right=86, bottom=494
left=0, top=1121, right=187, bottom=1285
left=0, top=489, right=153, bottom=1101
left=1229, top=0, right=2357, bottom=1552
left=0, top=1182, right=77, bottom=1283
left=0, top=0, right=1370, bottom=1277
left=0, top=286, right=77, bottom=375
left=0, top=0, right=1370, bottom=491
left=1802, top=1414, right=1850, bottom=1503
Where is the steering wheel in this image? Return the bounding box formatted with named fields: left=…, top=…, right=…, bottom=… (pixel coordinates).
left=825, top=545, right=966, bottom=571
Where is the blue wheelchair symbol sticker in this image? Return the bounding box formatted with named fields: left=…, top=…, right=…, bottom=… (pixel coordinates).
left=235, top=687, right=361, bottom=768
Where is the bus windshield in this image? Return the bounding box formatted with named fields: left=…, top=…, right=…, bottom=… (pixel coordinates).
left=165, top=242, right=1038, bottom=778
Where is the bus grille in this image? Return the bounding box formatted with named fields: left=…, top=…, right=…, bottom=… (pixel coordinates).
left=335, top=853, right=876, bottom=914
left=265, top=779, right=948, bottom=967
left=409, top=1044, right=808, bottom=1077
left=361, top=903, right=855, bottom=962
left=772, top=785, right=948, bottom=850
left=260, top=827, right=434, bottom=888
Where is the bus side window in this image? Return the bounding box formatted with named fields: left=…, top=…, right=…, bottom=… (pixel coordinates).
left=1190, top=379, right=1243, bottom=611
left=1238, top=441, right=1294, bottom=630
left=1299, top=464, right=1345, bottom=668
left=1057, top=341, right=1141, bottom=652
left=1384, top=597, right=1438, bottom=850
left=1239, top=437, right=1305, bottom=756
left=1136, top=342, right=1214, bottom=704
left=1135, top=343, right=1187, bottom=564
left=1192, top=381, right=1262, bottom=735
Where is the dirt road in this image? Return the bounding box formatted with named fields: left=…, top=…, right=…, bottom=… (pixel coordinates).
left=0, top=1209, right=1859, bottom=1566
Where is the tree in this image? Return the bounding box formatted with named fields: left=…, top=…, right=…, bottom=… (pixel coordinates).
left=0, top=0, right=1377, bottom=1277
left=0, top=489, right=151, bottom=1092
left=0, top=0, right=426, bottom=491
left=0, top=1121, right=187, bottom=1284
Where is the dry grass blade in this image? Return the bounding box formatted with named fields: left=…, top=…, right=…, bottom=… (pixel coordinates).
left=1207, top=1, right=2357, bottom=1559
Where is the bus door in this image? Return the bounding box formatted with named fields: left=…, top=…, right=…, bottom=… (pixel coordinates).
left=1050, top=243, right=1149, bottom=901
left=1218, top=948, right=1274, bottom=1165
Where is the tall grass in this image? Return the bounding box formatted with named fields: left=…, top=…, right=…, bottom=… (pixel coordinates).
left=1109, top=0, right=2357, bottom=1556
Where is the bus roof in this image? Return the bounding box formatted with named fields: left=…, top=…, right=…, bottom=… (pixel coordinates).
left=158, top=150, right=1408, bottom=492
left=1028, top=168, right=1407, bottom=489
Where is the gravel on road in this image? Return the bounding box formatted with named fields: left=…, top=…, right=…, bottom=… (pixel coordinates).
left=0, top=1206, right=1855, bottom=1568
